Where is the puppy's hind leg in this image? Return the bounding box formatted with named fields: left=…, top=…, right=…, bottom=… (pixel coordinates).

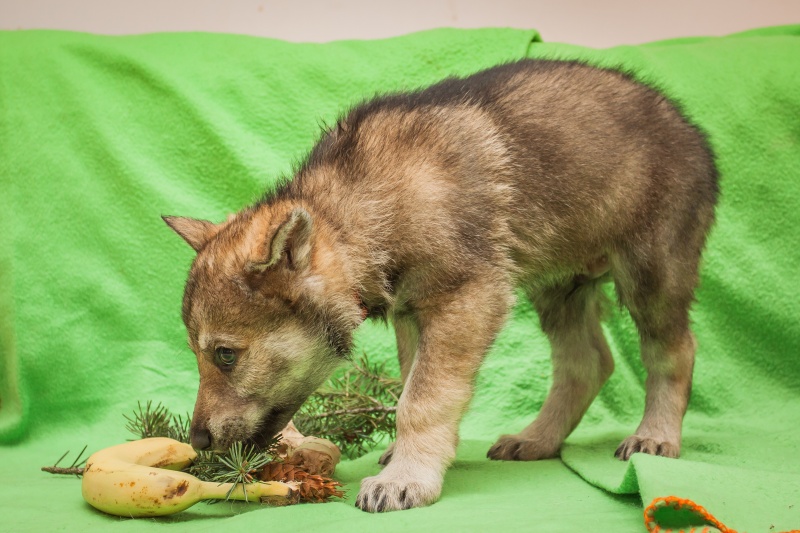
left=613, top=248, right=698, bottom=460
left=615, top=331, right=695, bottom=460
left=488, top=280, right=614, bottom=461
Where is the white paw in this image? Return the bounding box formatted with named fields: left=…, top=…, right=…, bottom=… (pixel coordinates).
left=355, top=464, right=442, bottom=512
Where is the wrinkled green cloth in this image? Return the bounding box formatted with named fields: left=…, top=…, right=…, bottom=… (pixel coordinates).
left=1, top=25, right=798, bottom=532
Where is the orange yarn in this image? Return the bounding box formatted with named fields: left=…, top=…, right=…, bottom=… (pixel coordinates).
left=644, top=496, right=799, bottom=533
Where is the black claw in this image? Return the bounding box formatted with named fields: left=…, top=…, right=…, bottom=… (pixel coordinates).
left=376, top=494, right=386, bottom=513
left=511, top=442, right=522, bottom=460
left=400, top=488, right=414, bottom=510
left=615, top=444, right=629, bottom=461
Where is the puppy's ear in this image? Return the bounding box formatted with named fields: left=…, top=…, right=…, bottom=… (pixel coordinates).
left=250, top=208, right=313, bottom=272
left=162, top=215, right=218, bottom=252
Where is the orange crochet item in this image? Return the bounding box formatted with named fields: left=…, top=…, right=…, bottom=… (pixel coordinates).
left=644, top=496, right=800, bottom=533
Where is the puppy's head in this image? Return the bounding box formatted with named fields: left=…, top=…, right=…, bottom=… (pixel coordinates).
left=164, top=205, right=361, bottom=451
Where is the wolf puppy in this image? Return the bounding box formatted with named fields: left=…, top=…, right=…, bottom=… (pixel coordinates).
left=164, top=59, right=718, bottom=512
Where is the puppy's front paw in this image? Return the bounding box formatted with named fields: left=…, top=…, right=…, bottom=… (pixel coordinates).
left=487, top=434, right=559, bottom=461
left=355, top=466, right=442, bottom=512
left=615, top=435, right=679, bottom=460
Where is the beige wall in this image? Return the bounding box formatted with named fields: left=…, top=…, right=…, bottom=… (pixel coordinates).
left=1, top=0, right=798, bottom=47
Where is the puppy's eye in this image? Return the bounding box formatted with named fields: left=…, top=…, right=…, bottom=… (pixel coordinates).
left=214, top=347, right=236, bottom=368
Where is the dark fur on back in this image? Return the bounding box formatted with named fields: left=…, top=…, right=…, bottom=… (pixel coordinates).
left=286, top=59, right=717, bottom=195
left=263, top=59, right=718, bottom=333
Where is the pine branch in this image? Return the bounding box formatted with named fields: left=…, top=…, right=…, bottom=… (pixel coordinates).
left=301, top=405, right=397, bottom=419
left=124, top=400, right=172, bottom=440
left=124, top=401, right=191, bottom=443
left=41, top=446, right=88, bottom=477
left=294, top=353, right=402, bottom=459
left=40, top=466, right=85, bottom=475
left=187, top=440, right=278, bottom=502
left=167, top=412, right=191, bottom=444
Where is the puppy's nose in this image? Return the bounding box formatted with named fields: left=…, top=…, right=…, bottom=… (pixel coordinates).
left=191, top=427, right=212, bottom=450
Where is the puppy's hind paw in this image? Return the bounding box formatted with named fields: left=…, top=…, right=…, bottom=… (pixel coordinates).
left=487, top=434, right=559, bottom=461
left=615, top=435, right=679, bottom=461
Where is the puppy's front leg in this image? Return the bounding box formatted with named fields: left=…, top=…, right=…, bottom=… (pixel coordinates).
left=356, top=275, right=513, bottom=512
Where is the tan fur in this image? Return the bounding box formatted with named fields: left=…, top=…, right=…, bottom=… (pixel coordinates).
left=164, top=60, right=718, bottom=512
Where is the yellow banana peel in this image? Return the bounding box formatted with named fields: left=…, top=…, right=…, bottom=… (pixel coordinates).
left=81, top=437, right=296, bottom=517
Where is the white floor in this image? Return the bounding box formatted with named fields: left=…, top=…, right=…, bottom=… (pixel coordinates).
left=1, top=0, right=798, bottom=47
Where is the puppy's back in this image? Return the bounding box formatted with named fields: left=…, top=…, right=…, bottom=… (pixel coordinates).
left=283, top=60, right=718, bottom=283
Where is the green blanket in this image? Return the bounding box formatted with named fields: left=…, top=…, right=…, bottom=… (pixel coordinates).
left=2, top=25, right=799, bottom=532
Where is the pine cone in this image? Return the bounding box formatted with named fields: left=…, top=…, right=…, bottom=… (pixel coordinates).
left=259, top=462, right=344, bottom=503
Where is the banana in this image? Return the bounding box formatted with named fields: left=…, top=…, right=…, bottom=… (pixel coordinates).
left=81, top=437, right=296, bottom=517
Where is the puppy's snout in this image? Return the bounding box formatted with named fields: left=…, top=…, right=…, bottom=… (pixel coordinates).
left=191, top=426, right=212, bottom=450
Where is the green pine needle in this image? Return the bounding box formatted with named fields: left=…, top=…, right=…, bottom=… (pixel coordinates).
left=294, top=353, right=402, bottom=459
left=187, top=441, right=276, bottom=501
left=124, top=401, right=191, bottom=444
